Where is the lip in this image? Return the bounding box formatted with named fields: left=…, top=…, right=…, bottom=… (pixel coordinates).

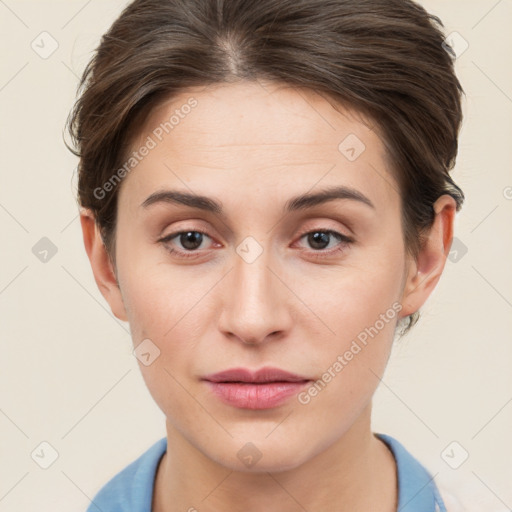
left=202, top=367, right=309, bottom=384
left=202, top=367, right=311, bottom=410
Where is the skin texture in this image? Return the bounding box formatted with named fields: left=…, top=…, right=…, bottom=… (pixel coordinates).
left=80, top=80, right=456, bottom=511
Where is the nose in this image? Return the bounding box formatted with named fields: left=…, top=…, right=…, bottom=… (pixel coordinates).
left=217, top=244, right=293, bottom=346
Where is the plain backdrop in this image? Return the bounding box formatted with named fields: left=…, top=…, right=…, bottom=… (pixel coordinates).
left=1, top=1, right=511, bottom=511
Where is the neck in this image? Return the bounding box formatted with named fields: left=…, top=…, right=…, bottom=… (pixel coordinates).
left=153, top=403, right=397, bottom=512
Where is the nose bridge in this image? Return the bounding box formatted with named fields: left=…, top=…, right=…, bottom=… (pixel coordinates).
left=218, top=237, right=290, bottom=344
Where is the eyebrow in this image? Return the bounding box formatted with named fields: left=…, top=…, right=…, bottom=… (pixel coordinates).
left=140, top=185, right=375, bottom=214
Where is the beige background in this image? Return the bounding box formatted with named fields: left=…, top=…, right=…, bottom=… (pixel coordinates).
left=1, top=0, right=511, bottom=510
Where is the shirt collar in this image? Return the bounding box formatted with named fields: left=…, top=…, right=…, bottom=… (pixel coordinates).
left=375, top=433, right=446, bottom=512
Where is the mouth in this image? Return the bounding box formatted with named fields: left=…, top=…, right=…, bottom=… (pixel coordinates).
left=201, top=367, right=312, bottom=409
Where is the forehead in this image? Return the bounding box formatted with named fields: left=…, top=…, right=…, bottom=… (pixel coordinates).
left=119, top=80, right=398, bottom=211
left=138, top=80, right=380, bottom=149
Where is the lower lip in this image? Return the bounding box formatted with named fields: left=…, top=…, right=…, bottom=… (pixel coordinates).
left=204, top=381, right=310, bottom=409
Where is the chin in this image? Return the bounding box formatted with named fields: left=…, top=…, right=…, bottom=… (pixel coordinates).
left=206, top=436, right=315, bottom=474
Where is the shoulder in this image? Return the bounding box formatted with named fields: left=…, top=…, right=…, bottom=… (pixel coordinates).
left=85, top=437, right=167, bottom=512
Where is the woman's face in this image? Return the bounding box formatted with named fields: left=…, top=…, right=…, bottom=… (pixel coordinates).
left=98, top=80, right=418, bottom=471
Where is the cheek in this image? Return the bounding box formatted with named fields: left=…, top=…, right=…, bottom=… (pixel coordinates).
left=293, top=284, right=400, bottom=442
left=122, top=274, right=208, bottom=360
left=118, top=251, right=218, bottom=390
left=115, top=231, right=200, bottom=339
left=123, top=271, right=210, bottom=421
left=292, top=247, right=404, bottom=401
left=297, top=249, right=404, bottom=346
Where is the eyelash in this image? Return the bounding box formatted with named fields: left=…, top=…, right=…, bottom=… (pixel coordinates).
left=158, top=227, right=354, bottom=261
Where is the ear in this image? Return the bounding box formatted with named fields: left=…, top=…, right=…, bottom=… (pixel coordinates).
left=398, top=195, right=457, bottom=319
left=80, top=208, right=128, bottom=322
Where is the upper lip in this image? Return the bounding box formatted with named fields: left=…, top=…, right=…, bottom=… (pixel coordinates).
left=202, top=366, right=310, bottom=383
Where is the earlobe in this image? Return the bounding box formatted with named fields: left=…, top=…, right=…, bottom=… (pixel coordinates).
left=399, top=195, right=456, bottom=318
left=79, top=208, right=128, bottom=322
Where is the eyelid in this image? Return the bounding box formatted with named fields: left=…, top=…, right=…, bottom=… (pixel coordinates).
left=157, top=217, right=220, bottom=243
left=298, top=226, right=354, bottom=241
left=294, top=219, right=354, bottom=241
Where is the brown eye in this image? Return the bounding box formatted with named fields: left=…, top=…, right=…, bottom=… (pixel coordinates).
left=296, top=229, right=354, bottom=260
left=176, top=231, right=204, bottom=251
left=158, top=229, right=215, bottom=259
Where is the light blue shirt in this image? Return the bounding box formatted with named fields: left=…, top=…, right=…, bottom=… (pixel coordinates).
left=86, top=433, right=447, bottom=512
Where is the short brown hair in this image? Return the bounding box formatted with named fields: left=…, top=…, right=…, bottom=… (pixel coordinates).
left=65, top=0, right=465, bottom=337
